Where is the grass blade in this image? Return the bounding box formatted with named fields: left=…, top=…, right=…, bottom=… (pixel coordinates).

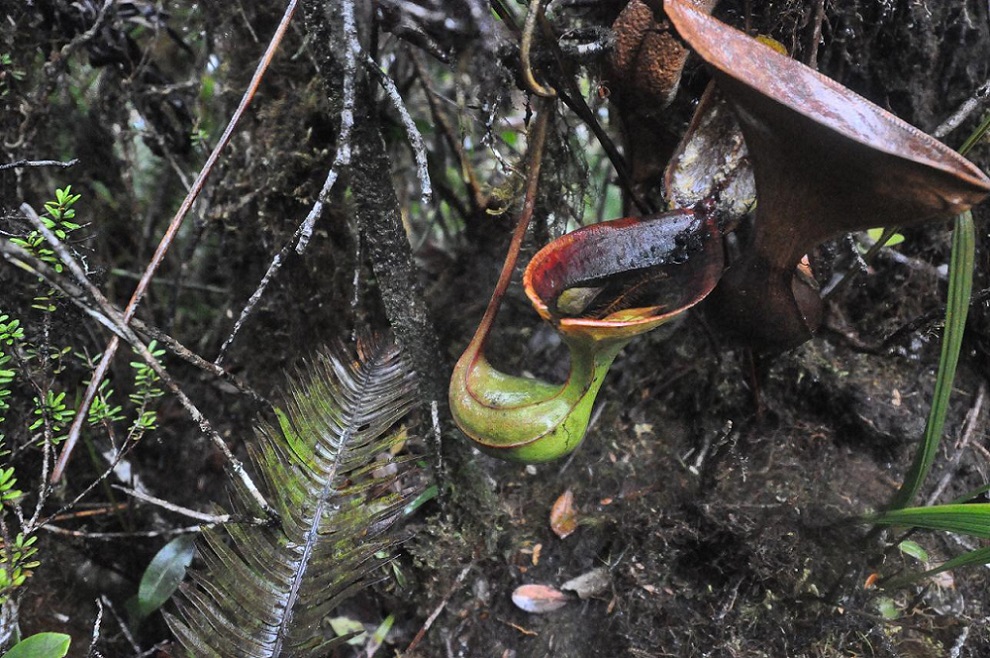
left=887, top=211, right=974, bottom=510
left=871, top=503, right=990, bottom=538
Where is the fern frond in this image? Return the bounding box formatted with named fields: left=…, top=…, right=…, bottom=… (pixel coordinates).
left=166, top=336, right=421, bottom=657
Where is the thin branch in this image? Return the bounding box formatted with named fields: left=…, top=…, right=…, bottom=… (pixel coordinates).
left=113, top=485, right=237, bottom=525
left=41, top=524, right=209, bottom=539
left=294, top=0, right=359, bottom=254
left=19, top=205, right=276, bottom=521
left=880, top=287, right=990, bottom=352
left=88, top=598, right=106, bottom=657
left=53, top=0, right=299, bottom=482
left=934, top=77, right=990, bottom=139
left=365, top=55, right=432, bottom=204
left=464, top=98, right=554, bottom=352
left=216, top=0, right=361, bottom=363
left=214, top=221, right=308, bottom=366
left=925, top=382, right=986, bottom=506
left=99, top=595, right=142, bottom=656
left=0, top=240, right=265, bottom=404
left=537, top=21, right=650, bottom=215
left=404, top=564, right=473, bottom=654
left=220, top=0, right=438, bottom=362
left=409, top=50, right=486, bottom=215
left=0, top=158, right=80, bottom=171
left=57, top=0, right=115, bottom=63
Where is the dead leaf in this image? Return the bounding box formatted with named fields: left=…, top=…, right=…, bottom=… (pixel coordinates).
left=633, top=422, right=654, bottom=439
left=550, top=489, right=578, bottom=539
left=561, top=568, right=611, bottom=600
left=511, top=584, right=571, bottom=613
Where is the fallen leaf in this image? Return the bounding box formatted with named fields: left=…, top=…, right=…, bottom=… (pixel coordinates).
left=550, top=489, right=578, bottom=539
left=561, top=568, right=611, bottom=599
left=511, top=584, right=571, bottom=613
left=633, top=422, right=654, bottom=438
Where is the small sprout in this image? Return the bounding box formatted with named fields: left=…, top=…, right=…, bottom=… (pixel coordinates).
left=873, top=596, right=901, bottom=620
left=866, top=227, right=905, bottom=247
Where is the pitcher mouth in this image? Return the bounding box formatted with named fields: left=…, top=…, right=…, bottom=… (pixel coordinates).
left=524, top=207, right=725, bottom=341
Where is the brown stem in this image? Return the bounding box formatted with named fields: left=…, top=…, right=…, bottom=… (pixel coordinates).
left=521, top=0, right=556, bottom=98
left=52, top=0, right=299, bottom=482
left=467, top=98, right=555, bottom=354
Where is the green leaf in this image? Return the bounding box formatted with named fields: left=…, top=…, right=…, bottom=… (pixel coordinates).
left=873, top=597, right=900, bottom=620
left=328, top=616, right=367, bottom=645
left=165, top=337, right=422, bottom=658
left=1, top=633, right=71, bottom=658
left=402, top=484, right=438, bottom=517
left=886, top=212, right=974, bottom=510
left=872, top=503, right=990, bottom=538
left=136, top=534, right=197, bottom=620
left=866, top=227, right=904, bottom=246
left=897, top=540, right=929, bottom=562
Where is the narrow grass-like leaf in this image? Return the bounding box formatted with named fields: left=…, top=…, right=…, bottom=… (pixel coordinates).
left=166, top=336, right=421, bottom=658
left=871, top=503, right=990, bottom=538
left=887, top=211, right=974, bottom=510
left=950, top=481, right=990, bottom=504
left=958, top=112, right=990, bottom=157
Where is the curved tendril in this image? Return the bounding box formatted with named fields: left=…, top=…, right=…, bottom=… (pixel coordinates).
left=521, top=0, right=557, bottom=98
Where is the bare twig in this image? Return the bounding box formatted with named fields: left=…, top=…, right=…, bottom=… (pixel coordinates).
left=0, top=158, right=80, bottom=171
left=19, top=205, right=276, bottom=522
left=536, top=21, right=651, bottom=215
left=214, top=221, right=307, bottom=366
left=108, top=268, right=227, bottom=294
left=404, top=564, right=472, bottom=654
left=293, top=0, right=360, bottom=255
left=88, top=597, right=106, bottom=657
left=113, top=485, right=235, bottom=525
left=804, top=0, right=826, bottom=68
left=463, top=98, right=554, bottom=353
left=41, top=525, right=208, bottom=539
left=409, top=50, right=486, bottom=215
left=880, top=287, right=990, bottom=353
left=934, top=77, right=990, bottom=139
left=365, top=55, right=432, bottom=204
left=216, top=0, right=359, bottom=362
left=925, top=382, right=987, bottom=506
left=0, top=239, right=265, bottom=404
left=52, top=0, right=299, bottom=481
left=99, top=595, right=141, bottom=656
left=57, top=0, right=115, bottom=63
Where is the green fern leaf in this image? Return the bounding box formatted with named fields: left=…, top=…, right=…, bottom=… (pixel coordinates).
left=166, top=337, right=421, bottom=657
